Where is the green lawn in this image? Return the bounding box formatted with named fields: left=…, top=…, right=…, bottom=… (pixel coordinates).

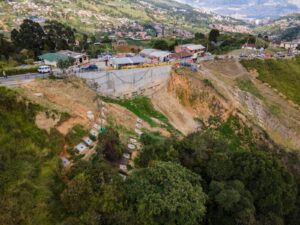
left=241, top=57, right=300, bottom=105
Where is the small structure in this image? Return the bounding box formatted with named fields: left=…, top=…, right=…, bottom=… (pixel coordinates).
left=135, top=128, right=143, bottom=136
left=75, top=143, right=87, bottom=154
left=90, top=129, right=99, bottom=137
left=127, top=144, right=136, bottom=153
left=280, top=41, right=299, bottom=51
left=175, top=44, right=206, bottom=54
left=109, top=56, right=147, bottom=69
left=119, top=164, right=128, bottom=174
left=170, top=51, right=193, bottom=60
left=87, top=111, right=95, bottom=121
left=130, top=138, right=138, bottom=144
left=38, top=53, right=70, bottom=67
left=61, top=157, right=70, bottom=167
left=123, top=153, right=131, bottom=159
left=140, top=49, right=171, bottom=62
left=242, top=43, right=257, bottom=50
left=93, top=123, right=101, bottom=131
left=116, top=39, right=128, bottom=46
left=39, top=50, right=89, bottom=67
left=58, top=50, right=89, bottom=66
left=83, top=137, right=93, bottom=146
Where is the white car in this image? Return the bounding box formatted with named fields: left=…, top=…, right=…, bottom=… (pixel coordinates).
left=38, top=65, right=51, bottom=73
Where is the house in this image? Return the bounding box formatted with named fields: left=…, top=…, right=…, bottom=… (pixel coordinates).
left=270, top=40, right=282, bottom=48
left=39, top=50, right=89, bottom=67
left=38, top=53, right=70, bottom=67
left=280, top=41, right=299, bottom=50
left=140, top=49, right=171, bottom=62
left=170, top=51, right=193, bottom=60
left=58, top=50, right=89, bottom=66
left=175, top=44, right=206, bottom=55
left=242, top=43, right=257, bottom=50
left=116, top=39, right=128, bottom=46
left=109, top=56, right=147, bottom=69
left=149, top=50, right=171, bottom=62
left=75, top=143, right=87, bottom=154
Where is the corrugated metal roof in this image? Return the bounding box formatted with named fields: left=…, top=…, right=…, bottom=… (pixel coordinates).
left=181, top=44, right=206, bottom=51
left=111, top=56, right=146, bottom=65
left=149, top=51, right=171, bottom=58
left=38, top=53, right=70, bottom=62
left=140, top=49, right=157, bottom=56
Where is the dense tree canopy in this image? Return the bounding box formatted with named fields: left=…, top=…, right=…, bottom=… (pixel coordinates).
left=11, top=19, right=45, bottom=56
left=124, top=161, right=207, bottom=225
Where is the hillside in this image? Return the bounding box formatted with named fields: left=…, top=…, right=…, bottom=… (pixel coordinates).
left=256, top=13, right=300, bottom=40
left=176, top=0, right=300, bottom=20
left=0, top=0, right=248, bottom=33
left=1, top=63, right=300, bottom=224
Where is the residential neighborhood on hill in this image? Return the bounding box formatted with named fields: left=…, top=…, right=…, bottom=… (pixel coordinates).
left=1, top=1, right=300, bottom=225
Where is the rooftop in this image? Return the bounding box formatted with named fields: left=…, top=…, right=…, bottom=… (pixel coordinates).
left=181, top=44, right=206, bottom=51
left=110, top=56, right=146, bottom=65
left=38, top=53, right=70, bottom=62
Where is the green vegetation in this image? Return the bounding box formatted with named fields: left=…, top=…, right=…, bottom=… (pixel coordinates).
left=0, top=66, right=38, bottom=76
left=236, top=78, right=263, bottom=99
left=241, top=57, right=300, bottom=105
left=1, top=85, right=300, bottom=225
left=125, top=161, right=207, bottom=225
left=0, top=86, right=65, bottom=225
left=100, top=96, right=177, bottom=133
left=66, top=125, right=89, bottom=147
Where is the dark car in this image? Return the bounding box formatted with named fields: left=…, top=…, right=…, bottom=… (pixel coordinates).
left=82, top=64, right=98, bottom=72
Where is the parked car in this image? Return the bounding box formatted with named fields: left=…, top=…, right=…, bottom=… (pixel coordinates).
left=38, top=65, right=51, bottom=73
left=82, top=64, right=99, bottom=72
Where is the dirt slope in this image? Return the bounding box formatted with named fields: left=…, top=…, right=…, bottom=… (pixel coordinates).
left=21, top=77, right=99, bottom=135
left=200, top=59, right=300, bottom=150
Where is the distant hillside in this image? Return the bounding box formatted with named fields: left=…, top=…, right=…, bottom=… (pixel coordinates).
left=0, top=0, right=249, bottom=34
left=176, top=0, right=300, bottom=20
left=256, top=13, right=300, bottom=40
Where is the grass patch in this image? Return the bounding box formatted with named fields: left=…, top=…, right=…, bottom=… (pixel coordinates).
left=100, top=96, right=179, bottom=134
left=66, top=124, right=89, bottom=147
left=236, top=78, right=263, bottom=99
left=241, top=57, right=300, bottom=105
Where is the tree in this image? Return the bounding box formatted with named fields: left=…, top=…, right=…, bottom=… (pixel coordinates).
left=151, top=39, right=169, bottom=50
left=195, top=32, right=205, bottom=40
left=232, top=151, right=297, bottom=217
left=57, top=57, right=75, bottom=73
left=124, top=161, right=207, bottom=225
left=0, top=34, right=12, bottom=61
left=60, top=173, right=93, bottom=215
left=209, top=29, right=220, bottom=43
left=96, top=127, right=123, bottom=162
left=206, top=153, right=233, bottom=181
left=11, top=19, right=45, bottom=56
left=208, top=180, right=256, bottom=225
left=44, top=21, right=76, bottom=51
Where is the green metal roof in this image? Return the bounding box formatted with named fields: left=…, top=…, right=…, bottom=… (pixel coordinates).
left=38, top=53, right=69, bottom=62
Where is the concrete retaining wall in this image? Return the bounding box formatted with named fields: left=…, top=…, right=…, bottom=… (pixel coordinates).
left=77, top=66, right=172, bottom=97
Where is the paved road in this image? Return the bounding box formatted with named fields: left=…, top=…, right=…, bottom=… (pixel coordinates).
left=0, top=73, right=49, bottom=87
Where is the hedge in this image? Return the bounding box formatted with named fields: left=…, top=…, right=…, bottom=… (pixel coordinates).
left=0, top=66, right=38, bottom=76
